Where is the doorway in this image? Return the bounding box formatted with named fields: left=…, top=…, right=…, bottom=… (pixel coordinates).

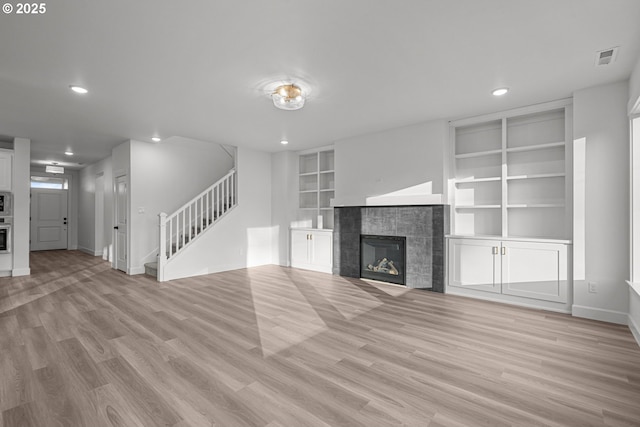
left=95, top=173, right=105, bottom=258
left=114, top=174, right=128, bottom=272
left=30, top=188, right=68, bottom=251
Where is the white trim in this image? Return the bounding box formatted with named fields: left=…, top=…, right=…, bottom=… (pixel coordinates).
left=129, top=266, right=145, bottom=275
left=296, top=144, right=334, bottom=156
left=628, top=280, right=640, bottom=298
left=11, top=267, right=31, bottom=277
left=571, top=305, right=628, bottom=325
left=449, top=98, right=572, bottom=127
left=78, top=246, right=102, bottom=257
left=446, top=235, right=571, bottom=244
left=629, top=311, right=640, bottom=348
left=446, top=287, right=571, bottom=314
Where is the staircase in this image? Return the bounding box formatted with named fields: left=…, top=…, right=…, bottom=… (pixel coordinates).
left=152, top=168, right=237, bottom=281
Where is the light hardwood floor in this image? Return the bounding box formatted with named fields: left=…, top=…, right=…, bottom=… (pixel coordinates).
left=1, top=250, right=639, bottom=426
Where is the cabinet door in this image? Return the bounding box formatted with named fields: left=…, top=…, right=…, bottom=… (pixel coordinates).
left=291, top=230, right=311, bottom=267
left=310, top=231, right=332, bottom=270
left=448, top=238, right=500, bottom=293
left=0, top=153, right=12, bottom=191
left=501, top=241, right=568, bottom=302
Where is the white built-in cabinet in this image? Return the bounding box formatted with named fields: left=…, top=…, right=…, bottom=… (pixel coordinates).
left=448, top=237, right=569, bottom=306
left=290, top=228, right=333, bottom=274
left=298, top=148, right=334, bottom=229
left=0, top=150, right=13, bottom=191
left=447, top=100, right=572, bottom=312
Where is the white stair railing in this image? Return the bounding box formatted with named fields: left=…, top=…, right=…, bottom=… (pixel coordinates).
left=157, top=168, right=237, bottom=281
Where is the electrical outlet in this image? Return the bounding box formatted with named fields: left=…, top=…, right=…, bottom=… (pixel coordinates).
left=588, top=282, right=597, bottom=293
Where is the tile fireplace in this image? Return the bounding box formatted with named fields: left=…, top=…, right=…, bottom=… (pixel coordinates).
left=333, top=205, right=449, bottom=291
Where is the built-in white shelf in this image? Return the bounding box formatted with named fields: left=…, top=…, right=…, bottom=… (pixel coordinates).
left=506, top=173, right=566, bottom=181
left=455, top=205, right=501, bottom=209
left=299, top=148, right=335, bottom=229
left=455, top=176, right=501, bottom=184
left=505, top=141, right=565, bottom=153
left=454, top=149, right=502, bottom=159
left=450, top=101, right=571, bottom=240
left=507, top=204, right=565, bottom=208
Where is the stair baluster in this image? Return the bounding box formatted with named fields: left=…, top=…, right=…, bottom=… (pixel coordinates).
left=157, top=168, right=237, bottom=281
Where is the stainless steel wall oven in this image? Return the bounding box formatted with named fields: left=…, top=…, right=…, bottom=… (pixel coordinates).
left=0, top=192, right=11, bottom=216
left=0, top=217, right=11, bottom=253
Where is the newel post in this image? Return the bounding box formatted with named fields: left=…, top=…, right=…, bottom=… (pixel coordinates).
left=158, top=212, right=167, bottom=282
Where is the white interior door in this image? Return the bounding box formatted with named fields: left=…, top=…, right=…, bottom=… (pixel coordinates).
left=30, top=188, right=68, bottom=251
left=115, top=175, right=128, bottom=272
left=95, top=174, right=104, bottom=257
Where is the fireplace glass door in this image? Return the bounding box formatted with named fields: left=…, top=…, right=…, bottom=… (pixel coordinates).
left=360, top=235, right=406, bottom=285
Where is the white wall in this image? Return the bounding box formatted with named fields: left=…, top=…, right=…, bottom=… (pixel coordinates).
left=333, top=120, right=447, bottom=206
left=572, top=81, right=629, bottom=324
left=629, top=56, right=640, bottom=114
left=163, top=146, right=272, bottom=280
left=628, top=58, right=640, bottom=344
left=271, top=151, right=298, bottom=266
left=129, top=137, right=234, bottom=274
left=78, top=157, right=113, bottom=257
left=12, top=138, right=30, bottom=276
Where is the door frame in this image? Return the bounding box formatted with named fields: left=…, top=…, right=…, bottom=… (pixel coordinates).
left=95, top=172, right=105, bottom=258
left=29, top=171, right=74, bottom=251
left=113, top=170, right=129, bottom=273
left=29, top=188, right=69, bottom=251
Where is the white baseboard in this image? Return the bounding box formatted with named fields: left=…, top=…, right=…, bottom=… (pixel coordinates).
left=629, top=313, right=640, bottom=348
left=129, top=266, right=146, bottom=275
left=446, top=287, right=571, bottom=313
left=572, top=304, right=628, bottom=325
left=78, top=246, right=102, bottom=256
left=12, top=268, right=31, bottom=277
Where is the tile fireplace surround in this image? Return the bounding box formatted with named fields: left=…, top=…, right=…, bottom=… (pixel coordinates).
left=333, top=205, right=449, bottom=291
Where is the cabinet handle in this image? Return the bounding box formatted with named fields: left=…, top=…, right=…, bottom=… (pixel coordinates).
left=501, top=246, right=506, bottom=255
left=492, top=246, right=498, bottom=255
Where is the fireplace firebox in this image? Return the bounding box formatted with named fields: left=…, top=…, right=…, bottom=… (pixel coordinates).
left=360, top=235, right=406, bottom=285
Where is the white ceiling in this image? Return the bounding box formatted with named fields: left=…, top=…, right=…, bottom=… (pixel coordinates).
left=1, top=0, right=639, bottom=169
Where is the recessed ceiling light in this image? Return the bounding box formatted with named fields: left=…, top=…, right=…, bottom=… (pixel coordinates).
left=64, top=151, right=74, bottom=156
left=492, top=87, right=509, bottom=96
left=69, top=85, right=88, bottom=94
left=280, top=140, right=289, bottom=145
left=151, top=137, right=161, bottom=143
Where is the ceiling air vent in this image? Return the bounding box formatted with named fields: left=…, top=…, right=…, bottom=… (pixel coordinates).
left=595, top=47, right=619, bottom=66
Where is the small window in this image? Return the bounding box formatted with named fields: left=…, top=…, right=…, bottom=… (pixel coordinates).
left=30, top=176, right=68, bottom=190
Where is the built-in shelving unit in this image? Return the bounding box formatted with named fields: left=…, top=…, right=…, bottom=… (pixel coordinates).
left=450, top=101, right=572, bottom=240
left=298, top=148, right=334, bottom=229
left=447, top=100, right=573, bottom=313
